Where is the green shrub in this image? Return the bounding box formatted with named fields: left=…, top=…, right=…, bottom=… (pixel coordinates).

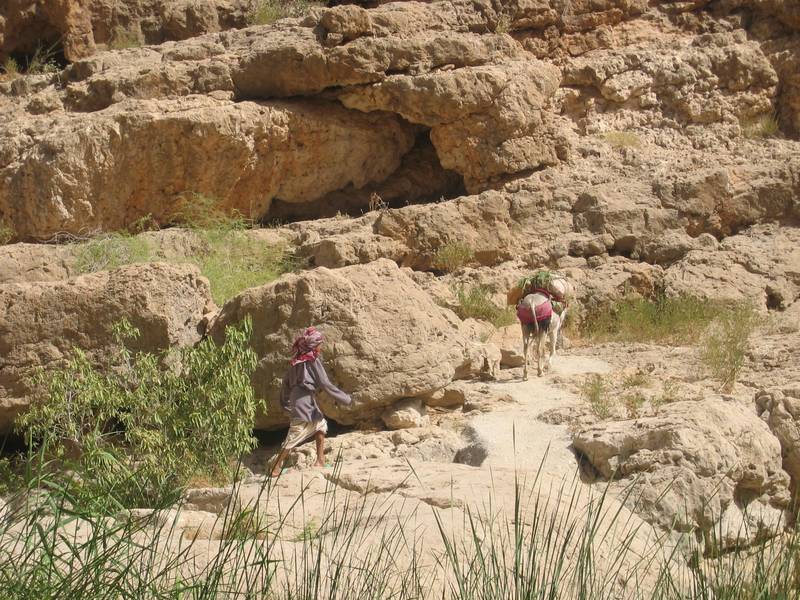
left=602, top=130, right=642, bottom=149
left=582, top=294, right=731, bottom=345
left=453, top=285, right=516, bottom=328
left=701, top=303, right=758, bottom=391
left=73, top=232, right=153, bottom=273
left=432, top=241, right=474, bottom=272
left=580, top=374, right=612, bottom=418
left=18, top=318, right=260, bottom=512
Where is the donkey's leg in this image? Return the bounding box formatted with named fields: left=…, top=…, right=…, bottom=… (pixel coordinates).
left=537, top=331, right=546, bottom=377
left=547, top=315, right=560, bottom=370
left=521, top=324, right=530, bottom=381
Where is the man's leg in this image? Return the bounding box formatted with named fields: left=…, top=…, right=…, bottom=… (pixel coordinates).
left=313, top=431, right=326, bottom=467
left=271, top=448, right=290, bottom=477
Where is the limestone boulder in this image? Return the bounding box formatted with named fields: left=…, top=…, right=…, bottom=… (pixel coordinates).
left=288, top=426, right=463, bottom=468
left=339, top=59, right=570, bottom=190
left=381, top=398, right=429, bottom=430
left=487, top=325, right=525, bottom=368
left=0, top=262, right=214, bottom=432
left=756, top=387, right=800, bottom=500
left=210, top=259, right=472, bottom=429
left=573, top=398, right=791, bottom=550
left=1, top=96, right=415, bottom=239
left=663, top=224, right=800, bottom=308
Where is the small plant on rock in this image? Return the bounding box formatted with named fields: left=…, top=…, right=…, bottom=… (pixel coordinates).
left=369, top=192, right=388, bottom=212
left=250, top=0, right=286, bottom=24
left=622, top=371, right=649, bottom=389
left=494, top=13, right=512, bottom=34
left=701, top=303, right=758, bottom=392
left=432, top=241, right=474, bottom=272
left=580, top=374, right=613, bottom=419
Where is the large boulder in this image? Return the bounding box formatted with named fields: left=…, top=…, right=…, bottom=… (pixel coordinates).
left=210, top=259, right=473, bottom=429
left=1, top=96, right=415, bottom=240
left=573, top=398, right=791, bottom=551
left=0, top=262, right=214, bottom=432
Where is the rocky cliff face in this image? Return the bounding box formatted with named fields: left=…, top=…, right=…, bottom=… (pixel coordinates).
left=2, top=0, right=795, bottom=241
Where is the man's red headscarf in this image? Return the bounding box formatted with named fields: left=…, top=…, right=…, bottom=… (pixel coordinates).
left=290, top=326, right=324, bottom=365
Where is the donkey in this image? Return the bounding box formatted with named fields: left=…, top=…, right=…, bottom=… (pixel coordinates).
left=517, top=292, right=562, bottom=380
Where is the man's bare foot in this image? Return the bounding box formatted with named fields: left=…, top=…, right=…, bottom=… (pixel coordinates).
left=270, top=468, right=282, bottom=477
left=313, top=460, right=326, bottom=468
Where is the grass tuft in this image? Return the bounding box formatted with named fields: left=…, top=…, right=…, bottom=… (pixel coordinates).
left=453, top=285, right=516, bottom=328
left=741, top=112, right=780, bottom=139
left=602, top=130, right=642, bottom=149
left=432, top=241, right=474, bottom=273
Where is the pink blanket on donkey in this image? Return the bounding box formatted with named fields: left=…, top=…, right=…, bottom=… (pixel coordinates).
left=516, top=300, right=553, bottom=324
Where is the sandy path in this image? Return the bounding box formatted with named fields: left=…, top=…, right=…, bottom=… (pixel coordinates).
left=468, top=354, right=612, bottom=479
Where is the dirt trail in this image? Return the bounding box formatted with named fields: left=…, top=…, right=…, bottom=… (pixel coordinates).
left=468, top=354, right=612, bottom=479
